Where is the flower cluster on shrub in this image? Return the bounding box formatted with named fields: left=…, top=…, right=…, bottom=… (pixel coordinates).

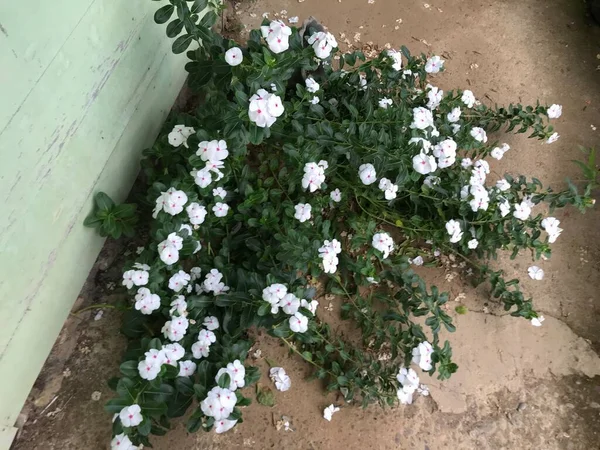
left=103, top=2, right=597, bottom=448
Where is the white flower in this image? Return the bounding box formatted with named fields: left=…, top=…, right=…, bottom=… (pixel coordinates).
left=378, top=177, right=398, bottom=199
left=397, top=367, right=420, bottom=390
left=162, top=343, right=185, bottom=365
left=215, top=418, right=238, bottom=434
left=168, top=125, right=195, bottom=148
left=433, top=139, right=457, bottom=159
left=470, top=127, right=488, bottom=143
left=215, top=367, right=237, bottom=391
left=203, top=316, right=219, bottom=331
left=226, top=360, right=246, bottom=389
left=305, top=77, right=320, bottom=93
left=302, top=162, right=326, bottom=192
left=270, top=367, right=291, bottom=391
left=184, top=204, right=206, bottom=227
left=412, top=341, right=434, bottom=371
left=261, top=20, right=292, bottom=54
left=262, top=283, right=288, bottom=314
left=412, top=152, right=437, bottom=175
left=191, top=167, right=213, bottom=189
left=397, top=387, right=415, bottom=405
left=447, top=107, right=461, bottom=122
left=409, top=255, right=424, bottom=266
left=498, top=199, right=511, bottom=217
left=528, top=266, right=544, bottom=280
left=134, top=288, right=160, bottom=315
left=445, top=219, right=463, bottom=243
left=451, top=124, right=461, bottom=134
left=426, top=85, right=443, bottom=110
left=496, top=179, right=511, bottom=191
left=319, top=239, right=342, bottom=274
left=467, top=238, right=479, bottom=249
left=461, top=158, right=473, bottom=168
left=330, top=188, right=342, bottom=202
left=203, top=269, right=229, bottom=294
left=138, top=360, right=161, bottom=381
left=461, top=90, right=476, bottom=108
left=372, top=232, right=394, bottom=259
left=178, top=360, right=197, bottom=377
left=164, top=315, right=189, bottom=341
left=289, top=312, right=309, bottom=333
left=300, top=299, right=319, bottom=315
left=202, top=387, right=236, bottom=420
left=191, top=340, right=211, bottom=359
left=474, top=159, right=490, bottom=174
left=490, top=147, right=503, bottom=159
left=387, top=49, right=403, bottom=70
left=425, top=55, right=444, bottom=73
left=111, top=433, right=136, bottom=450
left=169, top=270, right=191, bottom=293
left=358, top=163, right=377, bottom=185
left=410, top=107, right=434, bottom=130
left=547, top=104, right=562, bottom=119
left=122, top=269, right=148, bottom=289
left=546, top=132, right=559, bottom=144
left=170, top=296, right=187, bottom=316
left=119, top=404, right=143, bottom=427
left=153, top=187, right=188, bottom=218
left=323, top=404, right=340, bottom=421
left=279, top=293, right=300, bottom=315
left=225, top=47, right=243, bottom=66
left=513, top=201, right=532, bottom=220
left=378, top=97, right=393, bottom=109
left=541, top=217, right=563, bottom=243
left=212, top=202, right=230, bottom=218
left=249, top=89, right=284, bottom=128
left=409, top=137, right=432, bottom=153
left=310, top=96, right=320, bottom=105
left=197, top=139, right=229, bottom=163
left=212, top=187, right=227, bottom=200
left=190, top=267, right=202, bottom=280
left=423, top=175, right=440, bottom=188
left=308, top=31, right=338, bottom=59
left=531, top=315, right=545, bottom=327
left=158, top=241, right=179, bottom=265
left=294, top=203, right=312, bottom=223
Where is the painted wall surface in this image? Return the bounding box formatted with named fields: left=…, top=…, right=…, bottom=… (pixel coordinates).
left=0, top=0, right=190, bottom=444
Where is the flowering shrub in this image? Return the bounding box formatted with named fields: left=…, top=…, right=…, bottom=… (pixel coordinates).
left=102, top=2, right=597, bottom=448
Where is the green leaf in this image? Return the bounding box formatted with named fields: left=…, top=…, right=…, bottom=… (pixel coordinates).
left=301, top=351, right=312, bottom=361
left=166, top=19, right=185, bottom=38
left=191, top=0, right=208, bottom=13
left=244, top=366, right=261, bottom=386
left=138, top=417, right=152, bottom=436
left=218, top=372, right=231, bottom=388
left=116, top=377, right=138, bottom=401
left=256, top=384, right=275, bottom=407
left=140, top=400, right=168, bottom=418
left=104, top=397, right=131, bottom=414
left=199, top=11, right=217, bottom=28
left=120, top=360, right=139, bottom=378
left=154, top=4, right=175, bottom=24
left=186, top=408, right=204, bottom=433
left=175, top=377, right=195, bottom=397
left=94, top=192, right=115, bottom=211
left=173, top=34, right=194, bottom=54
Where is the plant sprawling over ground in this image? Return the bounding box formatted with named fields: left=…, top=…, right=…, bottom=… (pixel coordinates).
left=101, top=2, right=596, bottom=448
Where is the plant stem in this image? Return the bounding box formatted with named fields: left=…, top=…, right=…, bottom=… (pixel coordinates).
left=71, top=303, right=117, bottom=316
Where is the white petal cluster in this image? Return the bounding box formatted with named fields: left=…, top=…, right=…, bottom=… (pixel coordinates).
left=307, top=31, right=338, bottom=59
left=168, top=270, right=191, bottom=293
left=461, top=90, right=476, bottom=108
left=378, top=178, right=398, bottom=200
left=178, top=360, right=197, bottom=377
left=122, top=267, right=149, bottom=289
left=294, top=203, right=312, bottom=222
left=547, top=132, right=560, bottom=144
left=191, top=328, right=216, bottom=359
left=138, top=343, right=185, bottom=380
left=134, top=287, right=160, bottom=315
left=111, top=433, right=137, bottom=450
left=201, top=386, right=238, bottom=423
left=358, top=163, right=377, bottom=185
left=119, top=404, right=143, bottom=427
left=432, top=138, right=457, bottom=169
left=447, top=107, right=461, bottom=122
left=319, top=239, right=342, bottom=273
left=541, top=217, right=562, bottom=243
left=305, top=77, right=320, bottom=93
left=330, top=188, right=342, bottom=202
left=203, top=269, right=230, bottom=295
left=372, top=232, right=394, bottom=259
left=193, top=139, right=229, bottom=188
left=490, top=143, right=510, bottom=160
left=168, top=125, right=195, bottom=148
left=410, top=107, right=434, bottom=130
left=378, top=97, right=393, bottom=109
left=412, top=152, right=437, bottom=175
left=261, top=20, right=292, bottom=54
left=158, top=232, right=184, bottom=265
left=270, top=367, right=291, bottom=391
left=513, top=200, right=532, bottom=220
left=186, top=202, right=207, bottom=225
left=153, top=187, right=188, bottom=218
left=387, top=49, right=403, bottom=70
left=161, top=315, right=189, bottom=342
left=445, top=219, right=463, bottom=243
left=426, top=85, right=443, bottom=110
left=425, top=55, right=444, bottom=73
left=262, top=283, right=288, bottom=314
left=323, top=404, right=340, bottom=421
left=249, top=89, right=285, bottom=128
left=470, top=127, right=488, bottom=143
left=528, top=265, right=544, bottom=280
left=224, top=47, right=243, bottom=66
left=412, top=341, right=434, bottom=371
left=302, top=161, right=327, bottom=192
left=547, top=104, right=562, bottom=119
left=215, top=359, right=246, bottom=391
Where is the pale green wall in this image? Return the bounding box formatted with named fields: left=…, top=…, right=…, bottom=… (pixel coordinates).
left=0, top=0, right=192, bottom=445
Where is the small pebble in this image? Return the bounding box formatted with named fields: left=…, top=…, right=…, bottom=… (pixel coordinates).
left=91, top=391, right=102, bottom=401
left=517, top=402, right=527, bottom=412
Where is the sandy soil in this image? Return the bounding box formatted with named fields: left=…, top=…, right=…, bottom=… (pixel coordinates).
left=11, top=0, right=600, bottom=449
